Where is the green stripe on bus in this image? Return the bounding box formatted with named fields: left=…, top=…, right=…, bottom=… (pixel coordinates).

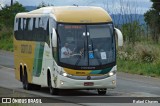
left=90, top=67, right=113, bottom=74
left=90, top=70, right=102, bottom=74
left=100, top=67, right=113, bottom=74
left=33, top=42, right=44, bottom=77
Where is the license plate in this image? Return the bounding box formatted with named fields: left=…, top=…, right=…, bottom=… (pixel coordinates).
left=84, top=82, right=94, bottom=86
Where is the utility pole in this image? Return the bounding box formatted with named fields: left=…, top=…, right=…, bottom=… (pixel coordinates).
left=11, top=0, right=13, bottom=6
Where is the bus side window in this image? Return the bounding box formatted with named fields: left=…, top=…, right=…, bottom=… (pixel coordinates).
left=14, top=18, right=19, bottom=40
left=23, top=18, right=29, bottom=41
left=39, top=18, right=46, bottom=42
left=28, top=18, right=33, bottom=30
left=18, top=18, right=21, bottom=30
left=17, top=18, right=23, bottom=40
left=14, top=18, right=18, bottom=40
left=38, top=18, right=42, bottom=41
left=28, top=18, right=33, bottom=41
left=20, top=18, right=23, bottom=30
left=14, top=18, right=18, bottom=31
left=23, top=18, right=26, bottom=30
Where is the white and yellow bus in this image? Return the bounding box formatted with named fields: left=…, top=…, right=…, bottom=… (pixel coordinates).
left=14, top=6, right=123, bottom=95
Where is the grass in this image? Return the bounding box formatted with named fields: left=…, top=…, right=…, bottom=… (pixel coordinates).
left=117, top=40, right=160, bottom=78
left=117, top=59, right=160, bottom=78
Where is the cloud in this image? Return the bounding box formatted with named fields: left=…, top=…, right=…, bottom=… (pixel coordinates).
left=54, top=0, right=152, bottom=14
left=0, top=0, right=152, bottom=14
left=0, top=0, right=10, bottom=6
left=99, top=0, right=152, bottom=14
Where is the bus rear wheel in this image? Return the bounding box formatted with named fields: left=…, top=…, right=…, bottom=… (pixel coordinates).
left=97, top=89, right=107, bottom=95
left=22, top=70, right=32, bottom=90
left=48, top=74, right=59, bottom=95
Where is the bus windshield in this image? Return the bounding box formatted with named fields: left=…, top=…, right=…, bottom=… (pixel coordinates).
left=58, top=23, right=115, bottom=69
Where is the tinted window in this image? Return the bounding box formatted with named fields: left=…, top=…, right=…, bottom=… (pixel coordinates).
left=58, top=24, right=115, bottom=68
left=14, top=18, right=49, bottom=43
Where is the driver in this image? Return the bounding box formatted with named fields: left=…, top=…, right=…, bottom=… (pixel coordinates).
left=61, top=43, right=73, bottom=58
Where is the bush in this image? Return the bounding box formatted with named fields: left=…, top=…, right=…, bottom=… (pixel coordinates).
left=134, top=43, right=159, bottom=63
left=118, top=42, right=159, bottom=63
left=117, top=42, right=160, bottom=77
left=0, top=23, right=3, bottom=31
left=117, top=43, right=138, bottom=61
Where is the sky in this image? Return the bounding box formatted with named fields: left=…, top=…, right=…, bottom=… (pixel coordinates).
left=0, top=0, right=152, bottom=14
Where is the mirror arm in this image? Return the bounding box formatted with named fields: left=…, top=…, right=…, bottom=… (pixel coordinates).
left=114, top=28, right=123, bottom=47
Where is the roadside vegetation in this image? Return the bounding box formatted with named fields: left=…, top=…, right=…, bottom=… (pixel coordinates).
left=117, top=40, right=160, bottom=77
left=0, top=27, right=13, bottom=51
left=0, top=2, right=26, bottom=51
left=117, top=0, right=160, bottom=77
left=0, top=1, right=160, bottom=77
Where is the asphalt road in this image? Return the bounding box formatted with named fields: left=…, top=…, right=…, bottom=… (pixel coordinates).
left=0, top=50, right=14, bottom=68
left=0, top=50, right=160, bottom=105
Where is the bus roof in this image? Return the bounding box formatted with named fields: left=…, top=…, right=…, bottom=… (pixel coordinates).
left=17, top=6, right=112, bottom=23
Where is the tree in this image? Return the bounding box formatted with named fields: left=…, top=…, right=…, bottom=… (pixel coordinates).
left=144, top=0, right=160, bottom=43
left=103, top=0, right=144, bottom=44
left=121, top=21, right=142, bottom=44
left=151, top=0, right=160, bottom=11
left=37, top=1, right=54, bottom=9
left=0, top=2, right=26, bottom=28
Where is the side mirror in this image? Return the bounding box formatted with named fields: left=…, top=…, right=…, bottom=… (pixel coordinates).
left=115, top=28, right=123, bottom=47
left=52, top=28, right=57, bottom=47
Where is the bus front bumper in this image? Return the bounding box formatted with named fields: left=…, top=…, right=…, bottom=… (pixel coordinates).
left=54, top=74, right=116, bottom=89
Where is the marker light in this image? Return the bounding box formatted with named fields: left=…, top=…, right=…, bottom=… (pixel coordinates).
left=112, top=80, right=116, bottom=84
left=60, top=80, right=64, bottom=85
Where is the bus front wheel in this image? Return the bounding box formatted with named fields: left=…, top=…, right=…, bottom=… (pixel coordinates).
left=97, top=89, right=107, bottom=95
left=48, top=73, right=59, bottom=95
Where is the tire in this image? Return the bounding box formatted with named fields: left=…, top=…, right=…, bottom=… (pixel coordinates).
left=22, top=74, right=26, bottom=89
left=33, top=85, right=41, bottom=90
left=22, top=71, right=32, bottom=90
left=97, top=89, right=106, bottom=95
left=48, top=74, right=59, bottom=95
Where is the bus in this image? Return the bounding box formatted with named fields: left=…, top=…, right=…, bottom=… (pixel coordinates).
left=14, top=6, right=123, bottom=95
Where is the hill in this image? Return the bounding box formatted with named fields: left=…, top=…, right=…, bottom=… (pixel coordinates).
left=25, top=6, right=37, bottom=11
left=24, top=6, right=145, bottom=25
left=111, top=14, right=145, bottom=25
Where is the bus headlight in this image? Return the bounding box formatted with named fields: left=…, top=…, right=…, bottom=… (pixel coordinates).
left=108, top=70, right=116, bottom=77
left=62, top=72, right=68, bottom=77
left=60, top=71, right=68, bottom=77
left=109, top=72, right=114, bottom=76
left=60, top=71, right=72, bottom=77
